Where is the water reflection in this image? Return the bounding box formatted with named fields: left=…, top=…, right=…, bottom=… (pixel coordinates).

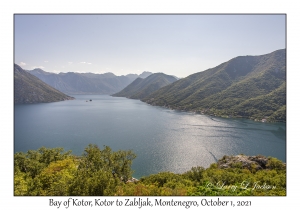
left=14, top=95, right=286, bottom=178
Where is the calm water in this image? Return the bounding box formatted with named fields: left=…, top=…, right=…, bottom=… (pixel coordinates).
left=14, top=95, right=286, bottom=178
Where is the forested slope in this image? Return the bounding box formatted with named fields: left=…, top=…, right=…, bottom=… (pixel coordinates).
left=143, top=49, right=286, bottom=122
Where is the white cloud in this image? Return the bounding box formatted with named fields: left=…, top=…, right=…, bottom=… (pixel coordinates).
left=87, top=63, right=92, bottom=65
left=44, top=61, right=49, bottom=63
left=80, top=62, right=86, bottom=64
left=68, top=62, right=73, bottom=65
left=19, top=62, right=26, bottom=66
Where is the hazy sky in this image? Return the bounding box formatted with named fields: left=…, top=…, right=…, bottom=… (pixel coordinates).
left=14, top=14, right=285, bottom=78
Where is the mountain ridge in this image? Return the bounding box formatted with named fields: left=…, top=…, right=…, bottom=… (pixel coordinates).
left=28, top=69, right=153, bottom=95
left=142, top=49, right=286, bottom=122
left=14, top=64, right=74, bottom=104
left=112, top=73, right=178, bottom=100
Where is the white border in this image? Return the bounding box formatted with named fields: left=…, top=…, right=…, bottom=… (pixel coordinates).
left=2, top=0, right=298, bottom=209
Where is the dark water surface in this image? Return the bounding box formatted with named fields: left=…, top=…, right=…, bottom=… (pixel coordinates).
left=14, top=95, right=286, bottom=178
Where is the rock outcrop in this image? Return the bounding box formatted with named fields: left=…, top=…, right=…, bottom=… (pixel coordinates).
left=217, top=154, right=286, bottom=171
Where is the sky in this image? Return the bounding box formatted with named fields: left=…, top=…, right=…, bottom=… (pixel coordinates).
left=14, top=14, right=286, bottom=78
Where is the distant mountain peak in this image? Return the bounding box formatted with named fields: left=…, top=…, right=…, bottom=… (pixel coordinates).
left=31, top=68, right=46, bottom=73
left=28, top=68, right=140, bottom=95
left=112, top=72, right=177, bottom=100
left=138, top=71, right=152, bottom=79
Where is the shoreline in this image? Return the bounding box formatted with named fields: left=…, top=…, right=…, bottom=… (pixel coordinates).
left=142, top=100, right=286, bottom=124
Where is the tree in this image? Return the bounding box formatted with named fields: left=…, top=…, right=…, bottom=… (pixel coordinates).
left=34, top=158, right=76, bottom=195
left=69, top=144, right=136, bottom=196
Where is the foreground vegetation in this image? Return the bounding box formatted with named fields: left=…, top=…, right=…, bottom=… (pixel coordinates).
left=14, top=145, right=286, bottom=196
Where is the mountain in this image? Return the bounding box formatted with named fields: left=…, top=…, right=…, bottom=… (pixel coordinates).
left=125, top=73, right=139, bottom=80
left=28, top=70, right=139, bottom=95
left=143, top=49, right=286, bottom=122
left=138, top=71, right=152, bottom=79
left=124, top=71, right=152, bottom=80
left=14, top=64, right=74, bottom=104
left=112, top=73, right=178, bottom=100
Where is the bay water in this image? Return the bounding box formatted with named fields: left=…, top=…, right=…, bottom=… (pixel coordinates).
left=14, top=95, right=286, bottom=178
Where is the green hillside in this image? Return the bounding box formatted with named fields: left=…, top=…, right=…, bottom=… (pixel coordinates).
left=14, top=64, right=74, bottom=104
left=143, top=49, right=286, bottom=122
